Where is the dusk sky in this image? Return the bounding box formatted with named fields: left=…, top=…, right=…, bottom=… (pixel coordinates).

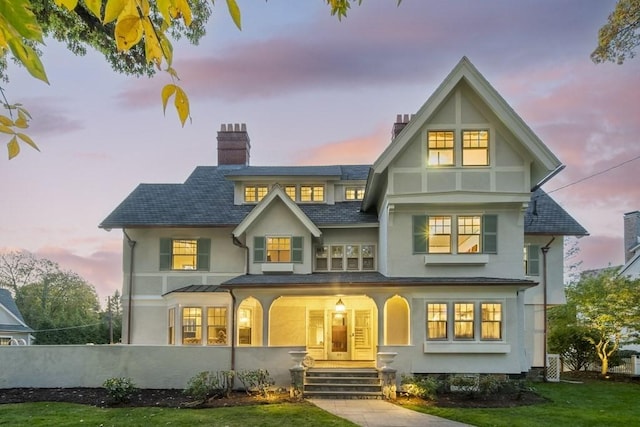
left=1, top=0, right=638, bottom=302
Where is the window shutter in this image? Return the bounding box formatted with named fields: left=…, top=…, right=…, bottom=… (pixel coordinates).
left=253, top=236, right=265, bottom=262
left=292, top=236, right=303, bottom=263
left=196, top=238, right=211, bottom=271
left=482, top=215, right=498, bottom=254
left=412, top=215, right=428, bottom=254
left=160, top=238, right=172, bottom=270
left=527, top=244, right=540, bottom=276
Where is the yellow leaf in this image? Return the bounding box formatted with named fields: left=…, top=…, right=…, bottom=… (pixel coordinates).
left=141, top=18, right=162, bottom=67
left=137, top=0, right=150, bottom=16
left=54, top=0, right=79, bottom=10
left=17, top=107, right=31, bottom=120
left=7, top=136, right=19, bottom=160
left=174, top=86, right=190, bottom=126
left=157, top=0, right=171, bottom=23
left=115, top=14, right=143, bottom=51
left=158, top=32, right=173, bottom=66
left=14, top=116, right=28, bottom=128
left=161, top=84, right=177, bottom=114
left=7, top=38, right=49, bottom=83
left=0, top=124, right=14, bottom=134
left=104, top=0, right=126, bottom=23
left=17, top=133, right=39, bottom=151
left=173, top=0, right=192, bottom=26
left=166, top=66, right=179, bottom=80
left=226, top=0, right=242, bottom=30
left=0, top=115, right=14, bottom=126
left=84, top=0, right=103, bottom=20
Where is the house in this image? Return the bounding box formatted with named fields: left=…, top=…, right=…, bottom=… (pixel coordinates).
left=0, top=289, right=34, bottom=345
left=619, top=211, right=640, bottom=279
left=100, top=57, right=587, bottom=381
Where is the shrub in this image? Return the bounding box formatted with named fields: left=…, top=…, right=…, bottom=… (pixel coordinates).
left=103, top=377, right=138, bottom=403
left=448, top=374, right=479, bottom=395
left=400, top=374, right=439, bottom=400
left=183, top=371, right=235, bottom=402
left=236, top=369, right=275, bottom=397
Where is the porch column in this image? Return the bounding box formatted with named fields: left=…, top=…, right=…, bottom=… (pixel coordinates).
left=257, top=295, right=277, bottom=346
left=370, top=295, right=386, bottom=347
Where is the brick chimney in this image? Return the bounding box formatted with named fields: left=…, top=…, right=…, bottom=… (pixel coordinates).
left=624, top=211, right=640, bottom=262
left=392, top=114, right=413, bottom=140
left=217, top=123, right=250, bottom=166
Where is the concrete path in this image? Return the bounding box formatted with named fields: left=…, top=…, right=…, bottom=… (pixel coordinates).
left=309, top=399, right=473, bottom=427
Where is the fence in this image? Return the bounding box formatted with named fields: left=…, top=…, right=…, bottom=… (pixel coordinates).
left=585, top=355, right=640, bottom=376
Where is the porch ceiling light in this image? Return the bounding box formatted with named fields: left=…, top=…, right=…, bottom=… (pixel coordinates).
left=335, top=298, right=345, bottom=312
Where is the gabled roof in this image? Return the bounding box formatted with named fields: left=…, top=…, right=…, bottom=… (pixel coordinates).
left=233, top=185, right=322, bottom=238
left=524, top=189, right=588, bottom=236
left=99, top=165, right=377, bottom=229
left=363, top=56, right=561, bottom=210
left=0, top=288, right=33, bottom=332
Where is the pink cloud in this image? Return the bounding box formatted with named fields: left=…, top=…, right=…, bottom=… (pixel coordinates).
left=293, top=126, right=389, bottom=165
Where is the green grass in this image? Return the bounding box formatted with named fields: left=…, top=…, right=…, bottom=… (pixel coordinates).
left=407, top=380, right=640, bottom=427
left=0, top=401, right=358, bottom=427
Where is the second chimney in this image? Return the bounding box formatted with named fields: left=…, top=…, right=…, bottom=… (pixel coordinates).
left=392, top=114, right=414, bottom=140
left=217, top=123, right=250, bottom=166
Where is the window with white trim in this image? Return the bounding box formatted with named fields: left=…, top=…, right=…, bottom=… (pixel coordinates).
left=481, top=303, right=502, bottom=340
left=427, top=303, right=448, bottom=340
left=524, top=244, right=540, bottom=276
left=427, top=131, right=455, bottom=166
left=462, top=130, right=489, bottom=166
left=254, top=236, right=303, bottom=263
left=426, top=302, right=503, bottom=342
left=160, top=238, right=211, bottom=271
left=345, top=187, right=365, bottom=200
left=454, top=303, right=475, bottom=339
left=0, top=337, right=11, bottom=345
left=429, top=216, right=452, bottom=253
left=412, top=215, right=497, bottom=255
left=284, top=185, right=297, bottom=200
left=244, top=185, right=268, bottom=203
left=316, top=244, right=376, bottom=271
left=182, top=307, right=202, bottom=345
left=207, top=307, right=228, bottom=345
left=300, top=185, right=324, bottom=202
left=458, top=216, right=481, bottom=253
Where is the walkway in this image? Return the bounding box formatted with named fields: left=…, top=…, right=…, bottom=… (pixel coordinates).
left=309, top=399, right=472, bottom=427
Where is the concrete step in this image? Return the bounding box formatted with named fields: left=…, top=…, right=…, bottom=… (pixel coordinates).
left=304, top=368, right=382, bottom=399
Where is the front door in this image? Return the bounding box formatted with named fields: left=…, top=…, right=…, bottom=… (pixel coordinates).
left=328, top=311, right=349, bottom=360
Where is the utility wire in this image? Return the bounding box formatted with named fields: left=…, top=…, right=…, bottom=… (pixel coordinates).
left=32, top=322, right=103, bottom=333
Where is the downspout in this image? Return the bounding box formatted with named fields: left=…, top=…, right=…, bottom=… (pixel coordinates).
left=123, top=229, right=137, bottom=344
left=541, top=236, right=555, bottom=381
left=230, top=235, right=248, bottom=373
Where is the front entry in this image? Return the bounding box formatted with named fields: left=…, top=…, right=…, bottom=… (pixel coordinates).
left=329, top=311, right=349, bottom=360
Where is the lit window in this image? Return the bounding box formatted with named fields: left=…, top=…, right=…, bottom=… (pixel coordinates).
left=267, top=237, right=291, bottom=262
left=238, top=307, right=252, bottom=345
left=207, top=307, right=228, bottom=345
left=462, top=130, right=489, bottom=166
left=300, top=185, right=324, bottom=202
left=182, top=307, right=202, bottom=345
left=0, top=337, right=11, bottom=345
left=429, top=216, right=452, bottom=253
left=427, top=303, right=448, bottom=339
left=168, top=308, right=175, bottom=345
left=285, top=185, right=296, bottom=200
left=244, top=185, right=269, bottom=203
left=160, top=238, right=211, bottom=271
left=454, top=303, right=474, bottom=339
left=481, top=303, right=502, bottom=340
left=427, top=131, right=454, bottom=166
left=345, top=187, right=365, bottom=200
left=458, top=216, right=481, bottom=253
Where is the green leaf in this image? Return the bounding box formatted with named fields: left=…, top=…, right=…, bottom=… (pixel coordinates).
left=83, top=0, right=102, bottom=20
left=7, top=135, right=19, bottom=159
left=0, top=0, right=45, bottom=42
left=7, top=37, right=49, bottom=83
left=157, top=0, right=171, bottom=24
left=161, top=83, right=176, bottom=114
left=17, top=132, right=39, bottom=151
left=226, top=0, right=242, bottom=30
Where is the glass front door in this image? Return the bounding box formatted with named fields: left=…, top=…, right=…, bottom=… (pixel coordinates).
left=329, top=311, right=349, bottom=360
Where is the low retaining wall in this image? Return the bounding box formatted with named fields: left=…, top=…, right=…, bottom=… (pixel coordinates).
left=0, top=345, right=297, bottom=389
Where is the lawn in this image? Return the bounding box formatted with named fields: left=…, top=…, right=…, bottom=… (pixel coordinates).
left=0, top=401, right=358, bottom=427
left=406, top=379, right=640, bottom=427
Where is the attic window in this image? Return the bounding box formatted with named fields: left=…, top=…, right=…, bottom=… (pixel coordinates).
left=245, top=185, right=268, bottom=203
left=462, top=130, right=489, bottom=166
left=345, top=187, right=365, bottom=200
left=300, top=185, right=324, bottom=202
left=427, top=131, right=454, bottom=166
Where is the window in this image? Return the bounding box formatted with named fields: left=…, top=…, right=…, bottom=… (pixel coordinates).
left=308, top=310, right=324, bottom=347
left=454, top=303, right=474, bottom=339
left=427, top=131, right=454, bottom=166
left=300, top=185, right=324, bottom=202
left=182, top=307, right=202, bottom=345
left=462, top=130, right=489, bottom=166
left=458, top=216, right=481, bottom=253
left=267, top=237, right=290, bottom=262
left=0, top=337, right=10, bottom=345
left=168, top=308, right=175, bottom=345
left=345, top=187, right=365, bottom=200
left=362, top=245, right=375, bottom=270
left=427, top=303, right=448, bottom=340
left=254, top=236, right=303, bottom=263
left=354, top=310, right=371, bottom=348
left=481, top=303, right=502, bottom=340
left=429, top=216, right=452, bottom=253
left=284, top=185, right=296, bottom=200
left=330, top=245, right=344, bottom=270
left=318, top=244, right=375, bottom=271
left=160, top=238, right=211, bottom=271
left=346, top=245, right=360, bottom=270
left=524, top=244, right=540, bottom=276
left=244, top=185, right=268, bottom=203
left=315, top=245, right=329, bottom=270
left=207, top=307, right=228, bottom=345
left=412, top=215, right=497, bottom=255
left=238, top=308, right=252, bottom=345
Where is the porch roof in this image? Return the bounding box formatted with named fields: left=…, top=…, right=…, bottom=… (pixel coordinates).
left=162, top=285, right=227, bottom=296
left=220, top=272, right=537, bottom=288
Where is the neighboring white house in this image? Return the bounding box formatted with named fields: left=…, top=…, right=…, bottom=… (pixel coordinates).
left=619, top=211, right=640, bottom=279
left=100, top=57, right=587, bottom=379
left=0, top=289, right=34, bottom=345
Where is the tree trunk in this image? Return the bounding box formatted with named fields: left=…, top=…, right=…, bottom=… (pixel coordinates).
left=600, top=357, right=608, bottom=377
